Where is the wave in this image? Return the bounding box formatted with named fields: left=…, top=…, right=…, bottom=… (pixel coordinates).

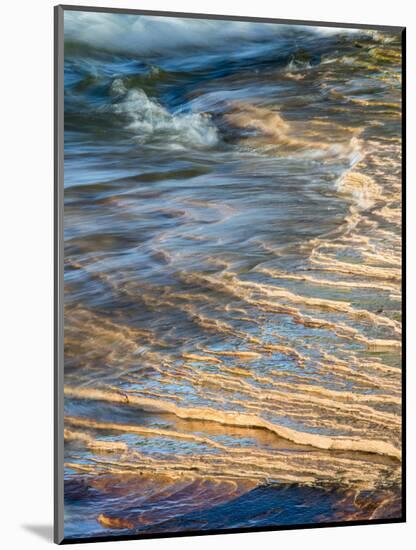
left=64, top=11, right=362, bottom=57
left=335, top=171, right=382, bottom=209
left=64, top=417, right=400, bottom=493
left=224, top=101, right=362, bottom=161
left=111, top=81, right=219, bottom=148
left=64, top=386, right=401, bottom=459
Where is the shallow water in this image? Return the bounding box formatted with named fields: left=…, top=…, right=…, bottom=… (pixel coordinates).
left=63, top=13, right=402, bottom=540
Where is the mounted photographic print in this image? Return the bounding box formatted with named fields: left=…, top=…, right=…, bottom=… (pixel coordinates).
left=54, top=5, right=405, bottom=544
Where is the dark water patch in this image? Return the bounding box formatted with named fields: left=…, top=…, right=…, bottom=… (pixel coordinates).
left=63, top=480, right=401, bottom=539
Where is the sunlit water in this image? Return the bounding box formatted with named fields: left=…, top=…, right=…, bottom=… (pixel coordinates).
left=63, top=13, right=402, bottom=540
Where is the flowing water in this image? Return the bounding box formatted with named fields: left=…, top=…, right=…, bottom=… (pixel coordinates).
left=62, top=12, right=403, bottom=540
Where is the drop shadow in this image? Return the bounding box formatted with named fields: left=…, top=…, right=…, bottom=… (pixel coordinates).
left=22, top=524, right=53, bottom=543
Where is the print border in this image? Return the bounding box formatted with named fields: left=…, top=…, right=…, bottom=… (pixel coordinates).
left=54, top=4, right=406, bottom=544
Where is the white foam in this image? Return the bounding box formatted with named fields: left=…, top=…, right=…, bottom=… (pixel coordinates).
left=112, top=84, right=219, bottom=148
left=110, top=77, right=127, bottom=97
left=64, top=11, right=360, bottom=56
